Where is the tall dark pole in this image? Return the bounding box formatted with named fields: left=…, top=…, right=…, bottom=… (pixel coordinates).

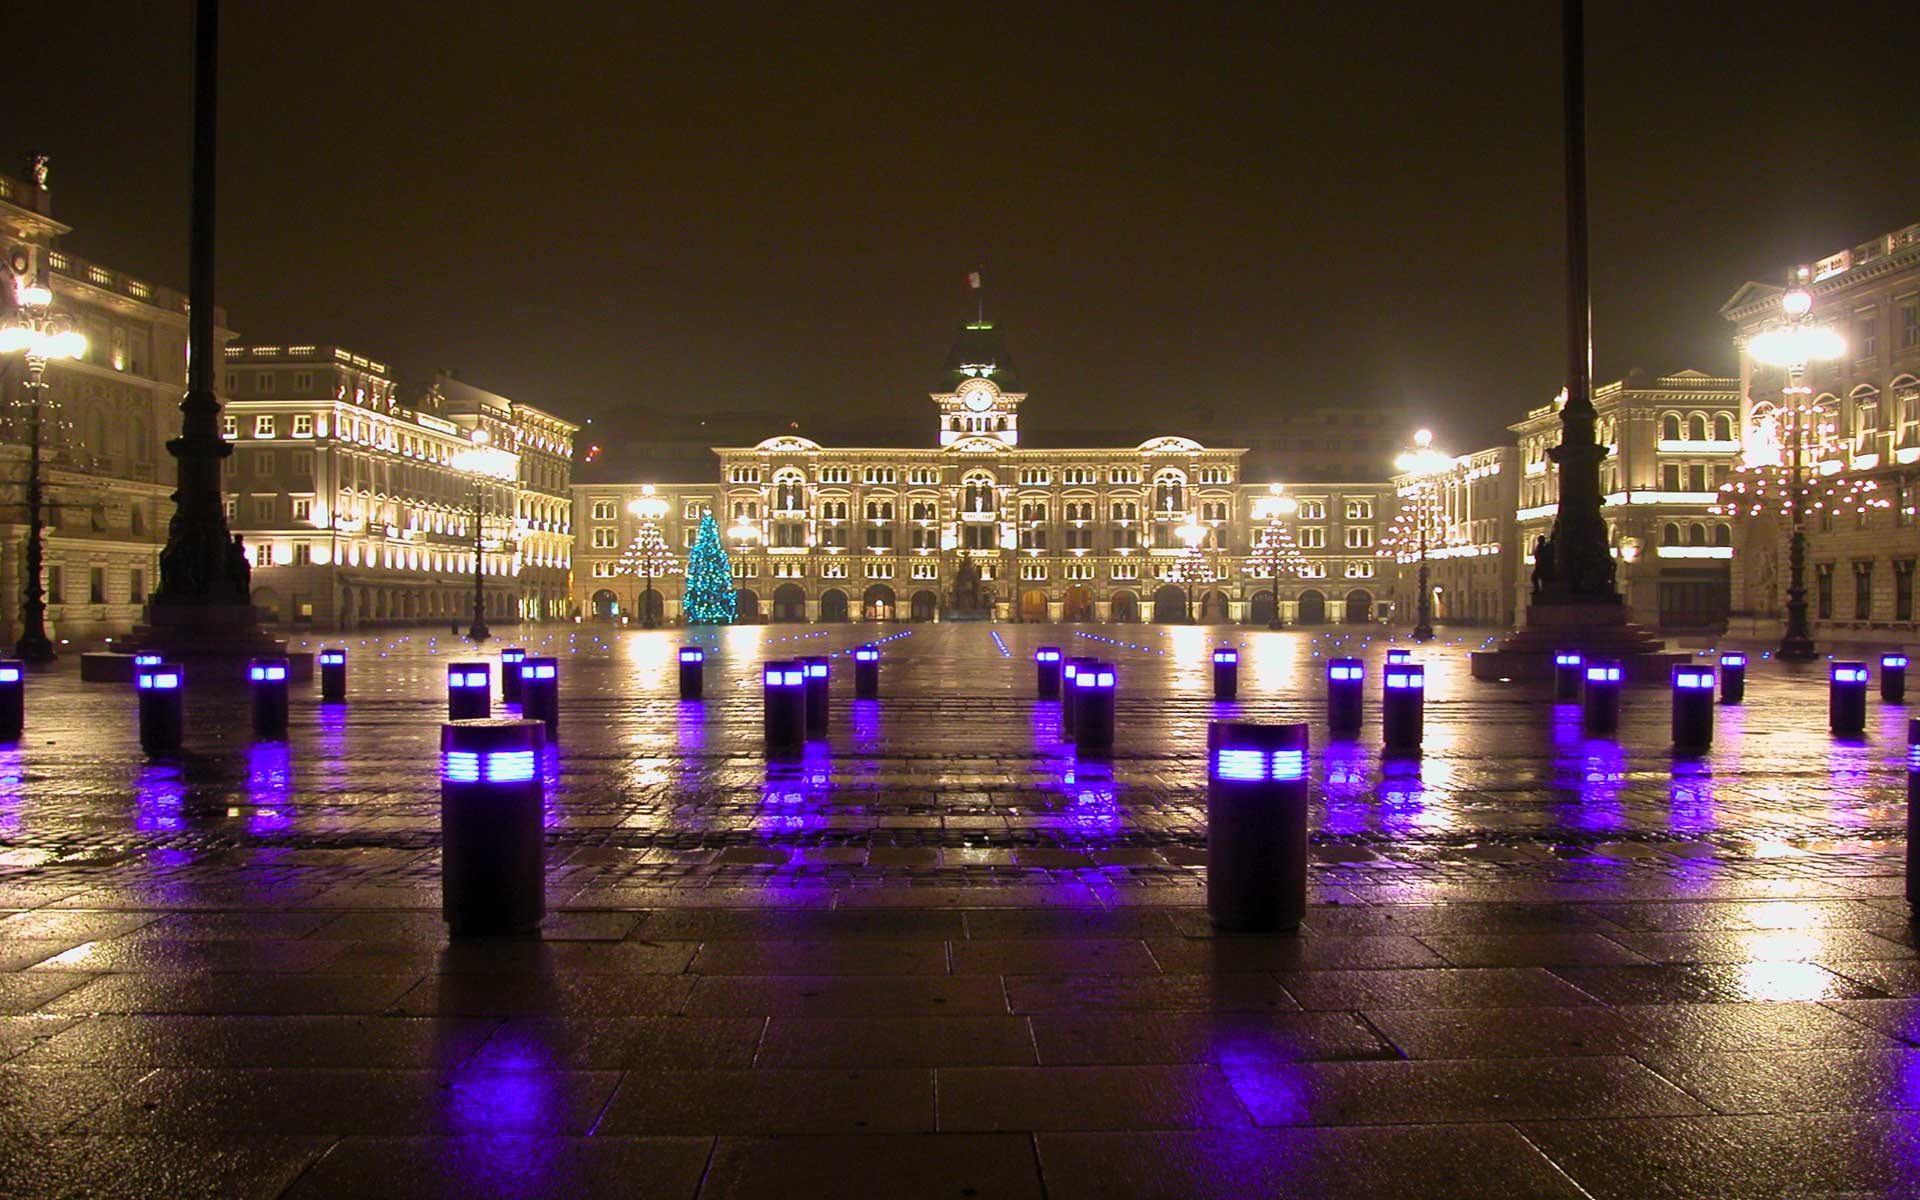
left=153, top=0, right=254, bottom=616
left=1780, top=390, right=1815, bottom=658
left=467, top=485, right=489, bottom=642
left=1539, top=0, right=1618, bottom=606
left=15, top=362, right=53, bottom=663
left=1412, top=515, right=1434, bottom=642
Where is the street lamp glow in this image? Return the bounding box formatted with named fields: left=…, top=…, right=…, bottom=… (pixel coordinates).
left=1176, top=521, right=1208, bottom=547
left=1780, top=288, right=1814, bottom=318
left=1747, top=325, right=1845, bottom=368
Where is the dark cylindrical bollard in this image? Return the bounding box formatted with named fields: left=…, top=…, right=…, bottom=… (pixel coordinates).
left=1719, top=652, right=1747, bottom=704
left=1907, top=718, right=1920, bottom=913
left=679, top=646, right=705, bottom=700
left=1326, top=657, right=1364, bottom=735
left=318, top=648, right=347, bottom=703
left=250, top=657, right=290, bottom=738
left=1035, top=647, right=1062, bottom=699
left=1831, top=661, right=1869, bottom=735
left=1382, top=662, right=1425, bottom=754
left=500, top=647, right=527, bottom=705
left=137, top=662, right=184, bottom=755
left=801, top=655, right=830, bottom=739
left=1206, top=720, right=1309, bottom=931
left=853, top=646, right=880, bottom=700
left=1553, top=651, right=1585, bottom=702
left=1074, top=661, right=1116, bottom=752
left=1582, top=660, right=1622, bottom=735
left=520, top=656, right=560, bottom=738
left=1671, top=664, right=1716, bottom=750
left=440, top=718, right=546, bottom=937
left=763, top=659, right=805, bottom=753
left=1883, top=654, right=1909, bottom=704
left=447, top=662, right=492, bottom=721
left=1212, top=647, right=1240, bottom=700
left=1062, top=657, right=1097, bottom=741
left=0, top=660, right=23, bottom=741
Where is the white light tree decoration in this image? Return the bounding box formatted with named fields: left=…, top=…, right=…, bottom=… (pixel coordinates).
left=620, top=489, right=681, bottom=628
left=1162, top=521, right=1220, bottom=623
left=1379, top=431, right=1452, bottom=640
left=1246, top=485, right=1308, bottom=628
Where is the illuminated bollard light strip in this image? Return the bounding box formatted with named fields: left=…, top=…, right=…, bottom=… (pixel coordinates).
left=131, top=652, right=163, bottom=689
left=1382, top=662, right=1425, bottom=755
left=1326, top=657, right=1364, bottom=736
left=1554, top=651, right=1585, bottom=702
left=1206, top=720, right=1310, bottom=932
left=801, top=655, right=830, bottom=740
left=440, top=717, right=546, bottom=937
left=1830, top=662, right=1869, bottom=735
left=0, top=659, right=23, bottom=741
left=853, top=646, right=880, bottom=700
left=447, top=662, right=492, bottom=721
left=500, top=647, right=527, bottom=705
left=520, top=657, right=560, bottom=738
left=763, top=660, right=805, bottom=754
left=249, top=657, right=290, bottom=739
left=318, top=648, right=347, bottom=703
left=679, top=646, right=705, bottom=701
left=1883, top=654, right=1908, bottom=705
left=1385, top=648, right=1413, bottom=665
left=1073, top=662, right=1117, bottom=753
left=1212, top=647, right=1240, bottom=701
left=1582, top=660, right=1623, bottom=735
left=1671, top=664, right=1716, bottom=750
left=1908, top=718, right=1920, bottom=915
left=1035, top=647, right=1062, bottom=700
left=136, top=662, right=184, bottom=755
left=1719, top=652, right=1747, bottom=705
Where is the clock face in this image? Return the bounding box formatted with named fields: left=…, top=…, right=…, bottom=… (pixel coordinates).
left=963, top=389, right=994, bottom=413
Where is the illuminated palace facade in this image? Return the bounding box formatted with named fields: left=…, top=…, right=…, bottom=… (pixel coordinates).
left=574, top=322, right=1395, bottom=625
left=1722, top=222, right=1920, bottom=645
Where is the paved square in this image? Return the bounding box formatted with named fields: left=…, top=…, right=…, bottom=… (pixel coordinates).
left=2, top=625, right=1917, bottom=1197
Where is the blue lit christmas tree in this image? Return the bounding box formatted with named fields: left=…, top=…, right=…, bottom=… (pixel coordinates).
left=681, top=510, right=737, bottom=624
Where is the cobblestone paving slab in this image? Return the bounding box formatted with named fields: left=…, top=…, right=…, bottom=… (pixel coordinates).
left=2, top=625, right=1918, bottom=1196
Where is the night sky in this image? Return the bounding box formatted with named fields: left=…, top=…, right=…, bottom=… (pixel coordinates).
left=15, top=2, right=1920, bottom=459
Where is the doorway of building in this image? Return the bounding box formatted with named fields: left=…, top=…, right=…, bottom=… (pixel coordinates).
left=1061, top=586, right=1094, bottom=622
left=1152, top=584, right=1187, bottom=623
left=819, top=589, right=849, bottom=622
left=772, top=584, right=807, bottom=623
left=1297, top=589, right=1327, bottom=625
left=1020, top=589, right=1049, bottom=622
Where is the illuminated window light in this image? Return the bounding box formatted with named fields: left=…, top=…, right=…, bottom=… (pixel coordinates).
left=1554, top=653, right=1583, bottom=666
left=1721, top=653, right=1747, bottom=667
left=1213, top=650, right=1239, bottom=664
left=1386, top=649, right=1412, bottom=664
left=680, top=649, right=705, bottom=663
left=1035, top=649, right=1061, bottom=662
left=1908, top=744, right=1920, bottom=772
left=501, top=649, right=526, bottom=664
left=449, top=670, right=488, bottom=688
left=1585, top=666, right=1622, bottom=683
left=1329, top=665, right=1363, bottom=681
left=805, top=663, right=828, bottom=678
left=855, top=649, right=878, bottom=662
left=134, top=653, right=163, bottom=667
left=1385, top=670, right=1423, bottom=689
left=527, top=664, right=556, bottom=680
left=442, top=749, right=537, bottom=784
left=1833, top=667, right=1868, bottom=684
left=249, top=665, right=288, bottom=682
left=1883, top=655, right=1909, bottom=669
left=138, top=671, right=180, bottom=690
left=0, top=667, right=20, bottom=684
left=1675, top=670, right=1714, bottom=690
left=319, top=652, right=345, bottom=666
left=1213, top=747, right=1307, bottom=782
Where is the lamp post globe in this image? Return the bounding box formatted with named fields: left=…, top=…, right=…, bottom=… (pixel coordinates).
left=1, top=282, right=87, bottom=665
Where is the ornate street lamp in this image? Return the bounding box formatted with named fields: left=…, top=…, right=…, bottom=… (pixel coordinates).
left=0, top=278, right=87, bottom=664
left=1248, top=484, right=1305, bottom=630
left=1739, top=286, right=1847, bottom=661
left=452, top=429, right=515, bottom=643
left=1173, top=519, right=1213, bottom=623
left=626, top=487, right=673, bottom=628
left=1393, top=429, right=1452, bottom=643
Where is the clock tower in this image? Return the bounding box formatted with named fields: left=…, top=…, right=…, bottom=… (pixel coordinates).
left=933, top=319, right=1026, bottom=447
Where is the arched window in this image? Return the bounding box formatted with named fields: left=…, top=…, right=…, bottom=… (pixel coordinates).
left=1713, top=412, right=1735, bottom=442
left=1661, top=522, right=1680, bottom=547
left=1662, top=413, right=1682, bottom=441
left=1688, top=522, right=1707, bottom=546
left=1152, top=472, right=1186, bottom=513
left=962, top=474, right=997, bottom=514
left=1713, top=523, right=1732, bottom=547
left=1686, top=413, right=1707, bottom=441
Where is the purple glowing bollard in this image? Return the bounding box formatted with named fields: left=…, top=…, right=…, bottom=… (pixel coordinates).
left=1073, top=662, right=1117, bottom=753
left=520, top=657, right=560, bottom=738
left=853, top=646, right=880, bottom=700
left=0, top=659, right=22, bottom=741
left=800, top=655, right=830, bottom=739
left=1883, top=654, right=1908, bottom=705
left=500, top=647, right=527, bottom=704
left=318, top=648, right=347, bottom=703
left=447, top=662, right=492, bottom=721
left=1326, top=658, right=1364, bottom=735
left=1719, top=652, right=1747, bottom=704
left=1035, top=647, right=1062, bottom=700
left=1582, top=660, right=1622, bottom=735
left=136, top=662, right=184, bottom=755
left=1212, top=647, right=1240, bottom=701
left=1671, top=664, right=1715, bottom=750
left=1382, top=663, right=1424, bottom=754
left=249, top=657, right=290, bottom=738
left=440, top=718, right=546, bottom=936
left=1206, top=721, right=1309, bottom=931
left=1553, top=651, right=1584, bottom=702
left=763, top=660, right=805, bottom=753
left=1831, top=662, right=1869, bottom=735
left=679, top=646, right=705, bottom=700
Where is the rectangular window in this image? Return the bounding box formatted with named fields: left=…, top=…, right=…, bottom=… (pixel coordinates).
left=1816, top=564, right=1834, bottom=620
left=1109, top=467, right=1139, bottom=485
left=1687, top=465, right=1708, bottom=492
left=1857, top=310, right=1879, bottom=363
left=683, top=501, right=704, bottom=521
left=729, top=466, right=761, bottom=484
left=46, top=565, right=63, bottom=604
left=292, top=414, right=314, bottom=437
left=254, top=543, right=273, bottom=568
left=292, top=499, right=312, bottom=522
left=908, top=467, right=940, bottom=485
left=1345, top=498, right=1373, bottom=521
left=252, top=497, right=274, bottom=522
left=1297, top=499, right=1326, bottom=520
left=1661, top=464, right=1681, bottom=490
left=130, top=568, right=145, bottom=602
left=292, top=543, right=312, bottom=566
left=1901, top=299, right=1920, bottom=349
left=1855, top=562, right=1874, bottom=620
left=819, top=467, right=850, bottom=484
left=223, top=498, right=237, bottom=521
left=591, top=528, right=616, bottom=548
left=1018, top=468, right=1050, bottom=485
left=221, top=415, right=237, bottom=439
left=291, top=452, right=312, bottom=477
left=1299, top=526, right=1326, bottom=549
left=910, top=561, right=938, bottom=580
left=1898, top=560, right=1916, bottom=622
left=1111, top=561, right=1139, bottom=580
left=591, top=500, right=616, bottom=520
left=293, top=372, right=314, bottom=392
left=254, top=415, right=276, bottom=438
left=863, top=467, right=896, bottom=484
left=89, top=567, right=105, bottom=604
left=821, top=561, right=848, bottom=579
left=1345, top=527, right=1373, bottom=549
left=864, top=562, right=893, bottom=579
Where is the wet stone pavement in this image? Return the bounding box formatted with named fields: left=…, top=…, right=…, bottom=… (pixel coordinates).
left=2, top=623, right=1919, bottom=1197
